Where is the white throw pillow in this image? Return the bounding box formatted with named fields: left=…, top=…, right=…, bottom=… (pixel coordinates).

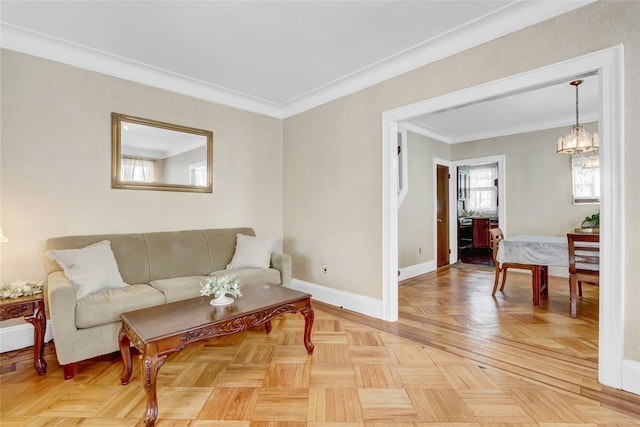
left=226, top=234, right=275, bottom=270
left=48, top=240, right=126, bottom=299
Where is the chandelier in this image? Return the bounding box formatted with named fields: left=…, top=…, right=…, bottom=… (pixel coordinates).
left=556, top=80, right=599, bottom=155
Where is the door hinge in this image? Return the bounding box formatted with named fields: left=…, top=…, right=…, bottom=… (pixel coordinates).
left=449, top=249, right=451, bottom=254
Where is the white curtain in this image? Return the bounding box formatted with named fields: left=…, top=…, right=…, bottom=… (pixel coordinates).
left=121, top=157, right=158, bottom=183
left=190, top=165, right=207, bottom=186
left=572, top=155, right=600, bottom=203
left=468, top=163, right=498, bottom=215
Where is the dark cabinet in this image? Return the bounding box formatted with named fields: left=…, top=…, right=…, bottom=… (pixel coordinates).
left=472, top=218, right=490, bottom=249
left=458, top=220, right=473, bottom=257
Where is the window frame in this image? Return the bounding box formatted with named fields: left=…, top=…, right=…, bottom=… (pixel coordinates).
left=571, top=154, right=600, bottom=205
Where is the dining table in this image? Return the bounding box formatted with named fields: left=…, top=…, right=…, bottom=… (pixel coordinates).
left=496, top=235, right=568, bottom=306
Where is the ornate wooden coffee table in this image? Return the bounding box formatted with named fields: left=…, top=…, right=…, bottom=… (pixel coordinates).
left=118, top=283, right=314, bottom=427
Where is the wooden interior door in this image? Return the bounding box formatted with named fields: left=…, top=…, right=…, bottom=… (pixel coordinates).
left=436, top=165, right=450, bottom=268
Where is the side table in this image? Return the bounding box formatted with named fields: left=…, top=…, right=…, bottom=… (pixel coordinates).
left=0, top=295, right=47, bottom=375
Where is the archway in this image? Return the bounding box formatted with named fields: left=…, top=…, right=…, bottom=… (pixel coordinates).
left=381, top=46, right=624, bottom=389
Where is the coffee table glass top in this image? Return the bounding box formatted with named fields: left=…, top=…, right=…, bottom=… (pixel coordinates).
left=120, top=283, right=310, bottom=341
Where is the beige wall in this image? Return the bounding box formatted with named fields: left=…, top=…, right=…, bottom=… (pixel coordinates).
left=283, top=2, right=640, bottom=360
left=0, top=49, right=284, bottom=282
left=452, top=124, right=599, bottom=237
left=398, top=132, right=451, bottom=268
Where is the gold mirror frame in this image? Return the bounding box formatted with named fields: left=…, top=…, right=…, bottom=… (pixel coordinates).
left=111, top=113, right=213, bottom=193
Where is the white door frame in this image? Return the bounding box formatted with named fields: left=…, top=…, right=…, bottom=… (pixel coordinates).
left=448, top=155, right=507, bottom=263
left=381, top=45, right=625, bottom=389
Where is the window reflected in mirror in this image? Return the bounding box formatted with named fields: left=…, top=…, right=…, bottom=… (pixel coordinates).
left=112, top=113, right=213, bottom=192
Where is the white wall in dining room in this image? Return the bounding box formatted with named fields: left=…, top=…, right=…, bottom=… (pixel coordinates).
left=398, top=132, right=451, bottom=270
left=451, top=123, right=599, bottom=238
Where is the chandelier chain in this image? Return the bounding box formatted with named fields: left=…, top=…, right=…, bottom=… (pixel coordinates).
left=575, top=82, right=580, bottom=126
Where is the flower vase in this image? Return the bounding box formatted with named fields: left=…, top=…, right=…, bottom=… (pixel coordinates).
left=210, top=294, right=234, bottom=306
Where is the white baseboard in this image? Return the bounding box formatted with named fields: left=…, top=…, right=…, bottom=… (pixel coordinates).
left=290, top=278, right=383, bottom=319
left=623, top=359, right=640, bottom=395
left=0, top=320, right=54, bottom=353
left=399, top=260, right=437, bottom=281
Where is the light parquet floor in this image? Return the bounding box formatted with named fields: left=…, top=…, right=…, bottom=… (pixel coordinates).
left=1, top=266, right=639, bottom=426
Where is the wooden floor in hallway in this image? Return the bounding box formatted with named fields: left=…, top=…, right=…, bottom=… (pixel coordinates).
left=1, top=265, right=639, bottom=426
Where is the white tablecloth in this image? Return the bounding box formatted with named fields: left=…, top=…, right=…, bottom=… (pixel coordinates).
left=496, top=235, right=568, bottom=267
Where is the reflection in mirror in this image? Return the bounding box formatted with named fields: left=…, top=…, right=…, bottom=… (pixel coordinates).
left=112, top=113, right=213, bottom=192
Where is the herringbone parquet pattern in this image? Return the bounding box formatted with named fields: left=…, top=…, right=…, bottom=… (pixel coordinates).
left=1, top=266, right=639, bottom=426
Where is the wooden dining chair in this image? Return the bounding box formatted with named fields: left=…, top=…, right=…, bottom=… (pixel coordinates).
left=490, top=228, right=537, bottom=296
left=567, top=232, right=600, bottom=318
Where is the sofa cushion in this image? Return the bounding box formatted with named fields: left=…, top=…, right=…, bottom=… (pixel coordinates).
left=75, top=284, right=165, bottom=329
left=149, top=276, right=209, bottom=304
left=211, top=268, right=281, bottom=286
left=226, top=234, right=276, bottom=269
left=144, top=230, right=212, bottom=281
left=48, top=240, right=127, bottom=300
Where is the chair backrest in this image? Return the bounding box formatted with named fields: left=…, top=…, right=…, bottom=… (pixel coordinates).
left=567, top=233, right=600, bottom=276
left=490, top=227, right=505, bottom=264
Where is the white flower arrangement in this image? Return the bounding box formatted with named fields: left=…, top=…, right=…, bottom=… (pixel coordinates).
left=201, top=275, right=242, bottom=299
left=0, top=280, right=45, bottom=300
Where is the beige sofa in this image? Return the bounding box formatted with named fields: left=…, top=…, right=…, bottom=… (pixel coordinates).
left=44, top=227, right=291, bottom=379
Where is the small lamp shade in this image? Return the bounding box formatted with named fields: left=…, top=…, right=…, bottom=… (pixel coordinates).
left=0, top=228, right=9, bottom=243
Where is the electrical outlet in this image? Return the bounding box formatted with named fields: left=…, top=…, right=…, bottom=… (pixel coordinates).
left=418, top=248, right=422, bottom=254
left=322, top=264, right=328, bottom=273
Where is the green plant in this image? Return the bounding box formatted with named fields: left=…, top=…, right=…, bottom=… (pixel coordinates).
left=581, top=211, right=600, bottom=228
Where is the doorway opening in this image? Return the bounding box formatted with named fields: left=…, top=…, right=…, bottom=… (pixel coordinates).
left=382, top=46, right=624, bottom=389
left=453, top=155, right=505, bottom=268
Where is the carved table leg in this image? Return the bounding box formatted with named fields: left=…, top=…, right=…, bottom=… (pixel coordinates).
left=119, top=325, right=132, bottom=385
left=24, top=300, right=47, bottom=375
left=140, top=343, right=167, bottom=427
left=265, top=320, right=272, bottom=334
left=302, top=298, right=315, bottom=354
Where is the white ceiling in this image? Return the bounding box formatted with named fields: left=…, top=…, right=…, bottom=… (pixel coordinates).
left=0, top=0, right=596, bottom=141
left=406, top=73, right=599, bottom=143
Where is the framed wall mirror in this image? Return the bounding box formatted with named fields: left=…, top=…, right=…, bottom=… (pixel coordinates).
left=111, top=113, right=213, bottom=193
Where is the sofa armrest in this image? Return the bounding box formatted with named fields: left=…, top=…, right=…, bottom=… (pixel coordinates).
left=270, top=252, right=292, bottom=287
left=47, top=271, right=78, bottom=340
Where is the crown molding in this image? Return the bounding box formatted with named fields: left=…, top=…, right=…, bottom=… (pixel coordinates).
left=281, top=0, right=595, bottom=117
left=1, top=1, right=593, bottom=119
left=447, top=113, right=600, bottom=144
left=403, top=112, right=598, bottom=145
left=0, top=24, right=284, bottom=119
left=400, top=121, right=453, bottom=143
